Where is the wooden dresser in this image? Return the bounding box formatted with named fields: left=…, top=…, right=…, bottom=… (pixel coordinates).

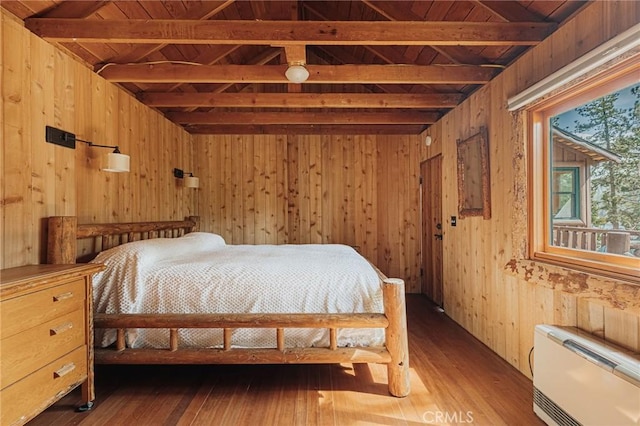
left=0, top=263, right=104, bottom=426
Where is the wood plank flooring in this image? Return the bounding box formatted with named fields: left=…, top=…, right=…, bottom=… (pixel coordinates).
left=28, top=295, right=543, bottom=425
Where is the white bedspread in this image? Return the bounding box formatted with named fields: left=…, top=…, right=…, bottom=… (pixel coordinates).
left=91, top=233, right=385, bottom=349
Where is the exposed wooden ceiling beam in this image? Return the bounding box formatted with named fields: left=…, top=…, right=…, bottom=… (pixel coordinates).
left=35, top=1, right=110, bottom=18
left=180, top=47, right=285, bottom=112
left=25, top=19, right=556, bottom=46
left=140, top=92, right=464, bottom=108
left=166, top=111, right=440, bottom=125
left=106, top=0, right=236, bottom=64
left=163, top=45, right=243, bottom=92
left=358, top=1, right=489, bottom=65
left=163, top=46, right=281, bottom=97
left=311, top=45, right=392, bottom=93
left=99, top=64, right=497, bottom=84
left=187, top=124, right=425, bottom=135
left=302, top=4, right=418, bottom=68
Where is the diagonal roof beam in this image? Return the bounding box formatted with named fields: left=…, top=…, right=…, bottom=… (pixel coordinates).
left=180, top=47, right=284, bottom=112
left=162, top=45, right=242, bottom=92
left=99, top=64, right=497, bottom=84
left=303, top=2, right=421, bottom=93
left=107, top=0, right=236, bottom=64
left=471, top=1, right=546, bottom=22
left=31, top=0, right=111, bottom=68
left=302, top=3, right=404, bottom=66
left=140, top=92, right=465, bottom=108
left=360, top=0, right=488, bottom=65
left=205, top=47, right=284, bottom=94
left=312, top=45, right=391, bottom=94
left=25, top=19, right=556, bottom=46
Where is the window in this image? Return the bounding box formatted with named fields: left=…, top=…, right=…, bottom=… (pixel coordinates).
left=552, top=167, right=581, bottom=221
left=530, top=58, right=640, bottom=280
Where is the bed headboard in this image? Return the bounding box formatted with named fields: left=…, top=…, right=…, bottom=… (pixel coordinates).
left=47, top=216, right=199, bottom=264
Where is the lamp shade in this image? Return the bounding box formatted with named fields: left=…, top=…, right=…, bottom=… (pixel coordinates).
left=102, top=152, right=130, bottom=172
left=184, top=175, right=200, bottom=188
left=285, top=65, right=309, bottom=83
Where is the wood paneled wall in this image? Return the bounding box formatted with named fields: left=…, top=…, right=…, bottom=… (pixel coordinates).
left=193, top=134, right=424, bottom=292
left=1, top=11, right=195, bottom=269
left=425, top=1, right=640, bottom=378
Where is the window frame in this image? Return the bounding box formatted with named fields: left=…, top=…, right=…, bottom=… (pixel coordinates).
left=551, top=165, right=582, bottom=223
left=528, top=57, right=640, bottom=281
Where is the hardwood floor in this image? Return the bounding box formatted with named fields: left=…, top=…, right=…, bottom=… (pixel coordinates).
left=29, top=295, right=543, bottom=425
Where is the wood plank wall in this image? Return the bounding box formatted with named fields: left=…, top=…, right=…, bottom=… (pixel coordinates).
left=423, top=1, right=640, bottom=378
left=193, top=134, right=423, bottom=292
left=1, top=11, right=195, bottom=269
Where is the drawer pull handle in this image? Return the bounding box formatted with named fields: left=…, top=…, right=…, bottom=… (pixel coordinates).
left=53, top=292, right=74, bottom=302
left=54, top=363, right=76, bottom=378
left=50, top=322, right=74, bottom=336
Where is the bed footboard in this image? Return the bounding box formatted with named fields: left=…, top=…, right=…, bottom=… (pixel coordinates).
left=94, top=279, right=410, bottom=397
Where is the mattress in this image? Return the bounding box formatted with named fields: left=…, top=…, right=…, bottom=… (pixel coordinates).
left=90, top=232, right=385, bottom=349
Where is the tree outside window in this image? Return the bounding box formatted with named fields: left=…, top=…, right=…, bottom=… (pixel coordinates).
left=551, top=82, right=639, bottom=257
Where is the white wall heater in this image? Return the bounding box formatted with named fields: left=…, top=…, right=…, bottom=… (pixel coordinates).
left=533, top=324, right=640, bottom=426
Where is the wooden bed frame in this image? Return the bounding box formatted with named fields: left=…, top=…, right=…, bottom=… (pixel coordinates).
left=47, top=216, right=410, bottom=397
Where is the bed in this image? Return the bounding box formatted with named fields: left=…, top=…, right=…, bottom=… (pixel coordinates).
left=47, top=216, right=410, bottom=397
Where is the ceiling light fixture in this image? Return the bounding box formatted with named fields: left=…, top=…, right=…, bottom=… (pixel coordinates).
left=285, top=63, right=309, bottom=84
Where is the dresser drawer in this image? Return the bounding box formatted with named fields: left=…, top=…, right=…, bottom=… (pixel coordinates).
left=0, top=345, right=87, bottom=426
left=1, top=278, right=86, bottom=339
left=1, top=309, right=86, bottom=389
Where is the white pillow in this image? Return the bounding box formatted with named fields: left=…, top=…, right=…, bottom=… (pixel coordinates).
left=92, top=232, right=226, bottom=266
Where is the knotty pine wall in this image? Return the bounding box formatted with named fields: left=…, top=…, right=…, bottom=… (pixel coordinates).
left=1, top=11, right=196, bottom=269
left=193, top=134, right=424, bottom=293
left=423, top=1, right=640, bottom=378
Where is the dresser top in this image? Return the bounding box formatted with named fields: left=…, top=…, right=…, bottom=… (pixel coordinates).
left=0, top=264, right=104, bottom=299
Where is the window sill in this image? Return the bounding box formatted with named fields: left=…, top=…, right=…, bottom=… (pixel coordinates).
left=504, top=258, right=640, bottom=316
left=531, top=252, right=639, bottom=285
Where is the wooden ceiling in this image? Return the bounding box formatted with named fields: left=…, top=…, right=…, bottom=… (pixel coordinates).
left=2, top=1, right=589, bottom=135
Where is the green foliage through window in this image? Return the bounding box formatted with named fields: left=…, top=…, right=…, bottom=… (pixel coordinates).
left=551, top=82, right=639, bottom=257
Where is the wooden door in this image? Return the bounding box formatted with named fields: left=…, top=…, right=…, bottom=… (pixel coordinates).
left=421, top=156, right=443, bottom=306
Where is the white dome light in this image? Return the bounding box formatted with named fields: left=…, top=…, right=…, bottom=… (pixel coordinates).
left=285, top=65, right=309, bottom=83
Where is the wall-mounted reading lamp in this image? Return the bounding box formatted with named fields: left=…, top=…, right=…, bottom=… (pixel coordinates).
left=173, top=168, right=200, bottom=188
left=45, top=126, right=130, bottom=172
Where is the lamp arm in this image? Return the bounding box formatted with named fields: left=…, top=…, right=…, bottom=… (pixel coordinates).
left=75, top=138, right=120, bottom=152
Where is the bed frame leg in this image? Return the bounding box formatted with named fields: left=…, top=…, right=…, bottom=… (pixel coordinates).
left=383, top=278, right=410, bottom=397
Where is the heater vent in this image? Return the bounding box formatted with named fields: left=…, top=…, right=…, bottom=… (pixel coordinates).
left=533, top=325, right=640, bottom=426
left=533, top=387, right=581, bottom=426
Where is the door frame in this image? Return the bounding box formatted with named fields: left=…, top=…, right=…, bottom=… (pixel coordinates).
left=420, top=155, right=444, bottom=307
